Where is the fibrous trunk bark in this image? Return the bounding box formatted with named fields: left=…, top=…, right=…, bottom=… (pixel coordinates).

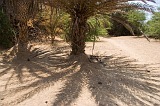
left=70, top=16, right=87, bottom=55
left=16, top=0, right=31, bottom=59
left=17, top=21, right=29, bottom=59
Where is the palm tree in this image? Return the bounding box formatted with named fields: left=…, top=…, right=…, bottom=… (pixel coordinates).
left=4, top=0, right=40, bottom=59
left=55, top=0, right=155, bottom=55
left=3, top=0, right=156, bottom=58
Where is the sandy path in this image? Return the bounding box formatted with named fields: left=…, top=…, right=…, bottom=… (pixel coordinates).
left=102, top=36, right=160, bottom=64
left=86, top=36, right=160, bottom=69
left=0, top=36, right=160, bottom=106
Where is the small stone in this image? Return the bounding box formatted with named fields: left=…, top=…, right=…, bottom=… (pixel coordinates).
left=98, top=82, right=102, bottom=85
left=147, top=70, right=150, bottom=72
left=45, top=101, right=48, bottom=104
left=27, top=58, right=30, bottom=61
left=1, top=98, right=4, bottom=100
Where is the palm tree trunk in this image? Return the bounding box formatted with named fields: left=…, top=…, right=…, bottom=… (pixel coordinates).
left=70, top=16, right=87, bottom=55
left=17, top=21, right=29, bottom=59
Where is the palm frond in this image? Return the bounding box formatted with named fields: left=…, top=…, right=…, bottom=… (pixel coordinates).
left=111, top=15, right=135, bottom=35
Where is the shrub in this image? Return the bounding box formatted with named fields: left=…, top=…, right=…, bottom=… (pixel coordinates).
left=86, top=16, right=109, bottom=41
left=0, top=8, right=15, bottom=48
left=145, top=12, right=160, bottom=39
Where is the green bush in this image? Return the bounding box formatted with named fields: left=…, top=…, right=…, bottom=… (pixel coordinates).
left=145, top=12, right=160, bottom=39
left=127, top=10, right=146, bottom=35
left=0, top=8, right=15, bottom=48
left=109, top=10, right=146, bottom=36
left=86, top=16, right=109, bottom=41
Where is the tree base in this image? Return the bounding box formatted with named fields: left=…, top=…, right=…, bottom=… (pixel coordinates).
left=68, top=53, right=89, bottom=62
left=3, top=44, right=33, bottom=62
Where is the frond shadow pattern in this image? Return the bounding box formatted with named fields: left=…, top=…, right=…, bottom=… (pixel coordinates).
left=0, top=46, right=160, bottom=106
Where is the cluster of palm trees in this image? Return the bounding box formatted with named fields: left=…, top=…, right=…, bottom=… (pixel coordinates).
left=1, top=0, right=155, bottom=58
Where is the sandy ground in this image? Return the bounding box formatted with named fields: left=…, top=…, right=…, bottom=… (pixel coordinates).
left=86, top=36, right=160, bottom=70
left=0, top=36, right=160, bottom=106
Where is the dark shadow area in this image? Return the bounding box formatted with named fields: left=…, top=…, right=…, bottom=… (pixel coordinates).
left=0, top=46, right=160, bottom=106
left=52, top=54, right=160, bottom=106
left=87, top=56, right=160, bottom=106
left=0, top=44, right=72, bottom=105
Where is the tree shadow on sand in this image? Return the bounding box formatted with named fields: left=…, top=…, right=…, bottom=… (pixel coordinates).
left=0, top=45, right=160, bottom=106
